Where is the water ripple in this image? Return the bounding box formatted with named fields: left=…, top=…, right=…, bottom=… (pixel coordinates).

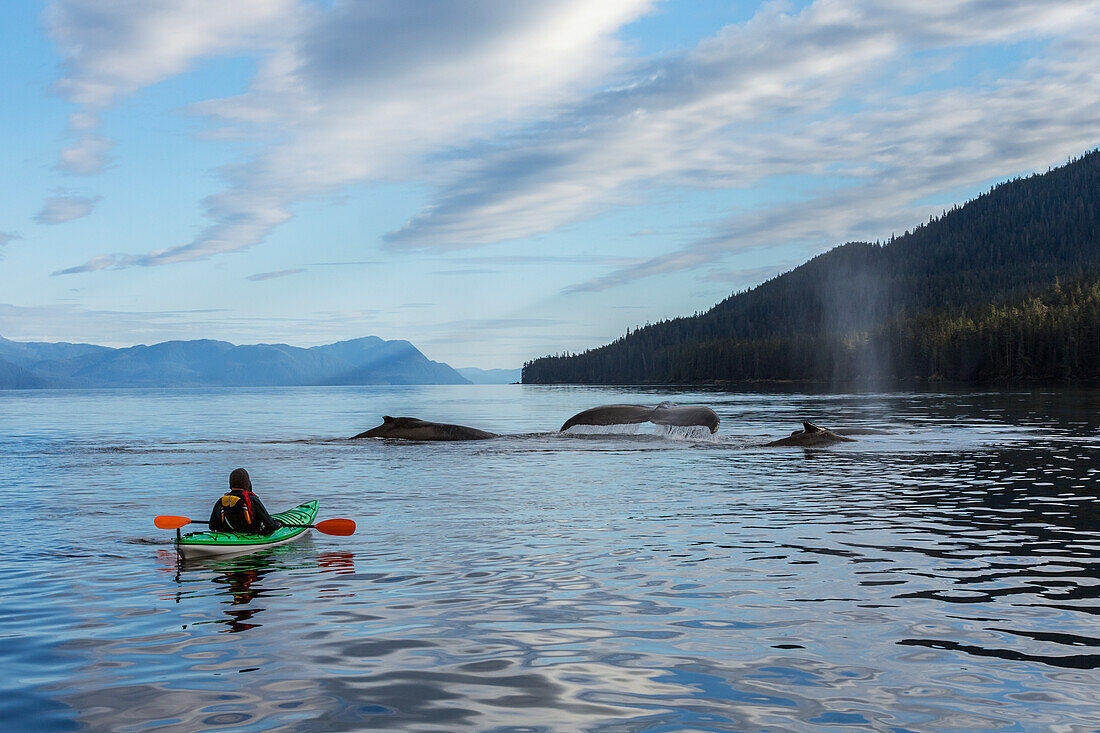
left=2, top=386, right=1100, bottom=730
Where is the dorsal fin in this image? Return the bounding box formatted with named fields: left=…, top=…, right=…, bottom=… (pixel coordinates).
left=803, top=422, right=823, bottom=433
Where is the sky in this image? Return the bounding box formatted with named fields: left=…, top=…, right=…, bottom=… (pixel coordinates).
left=1, top=0, right=1098, bottom=368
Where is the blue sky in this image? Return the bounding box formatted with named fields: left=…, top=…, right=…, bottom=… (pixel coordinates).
left=1, top=0, right=1098, bottom=368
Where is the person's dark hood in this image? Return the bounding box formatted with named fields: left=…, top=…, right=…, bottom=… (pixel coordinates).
left=229, top=468, right=252, bottom=491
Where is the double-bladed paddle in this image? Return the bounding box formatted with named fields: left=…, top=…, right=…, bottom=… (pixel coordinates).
left=154, top=515, right=356, bottom=536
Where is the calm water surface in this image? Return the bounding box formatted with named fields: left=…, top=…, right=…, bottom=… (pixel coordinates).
left=1, top=385, right=1098, bottom=731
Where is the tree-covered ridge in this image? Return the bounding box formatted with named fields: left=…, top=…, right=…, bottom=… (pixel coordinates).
left=524, top=150, right=1100, bottom=384
left=884, top=279, right=1100, bottom=382
left=525, top=277, right=1100, bottom=384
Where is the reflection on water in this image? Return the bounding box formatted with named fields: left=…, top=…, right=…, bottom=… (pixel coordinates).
left=158, top=545, right=359, bottom=634
left=0, top=385, right=1098, bottom=731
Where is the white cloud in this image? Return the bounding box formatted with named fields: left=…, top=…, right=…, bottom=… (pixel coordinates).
left=47, top=0, right=1100, bottom=285
left=56, top=133, right=114, bottom=175
left=53, top=0, right=653, bottom=273
left=698, top=264, right=791, bottom=285
left=46, top=0, right=298, bottom=108
left=0, top=232, right=22, bottom=260
left=246, top=268, right=305, bottom=281
left=568, top=48, right=1100, bottom=291
left=35, top=196, right=100, bottom=225
left=45, top=0, right=300, bottom=176
left=386, top=0, right=1100, bottom=267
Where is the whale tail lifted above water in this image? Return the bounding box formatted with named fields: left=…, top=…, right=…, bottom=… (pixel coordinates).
left=560, top=402, right=720, bottom=434
left=350, top=402, right=721, bottom=442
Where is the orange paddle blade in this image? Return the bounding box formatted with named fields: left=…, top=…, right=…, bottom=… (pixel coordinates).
left=154, top=515, right=193, bottom=530
left=314, top=518, right=356, bottom=536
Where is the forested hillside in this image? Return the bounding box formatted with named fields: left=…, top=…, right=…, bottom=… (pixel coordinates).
left=524, top=151, right=1100, bottom=384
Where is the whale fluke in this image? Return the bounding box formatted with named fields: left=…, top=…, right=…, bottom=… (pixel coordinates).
left=764, top=421, right=855, bottom=447
left=352, top=416, right=497, bottom=441
left=560, top=404, right=655, bottom=430
left=560, top=403, right=719, bottom=434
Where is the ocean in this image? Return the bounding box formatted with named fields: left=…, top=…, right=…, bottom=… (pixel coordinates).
left=2, top=384, right=1098, bottom=731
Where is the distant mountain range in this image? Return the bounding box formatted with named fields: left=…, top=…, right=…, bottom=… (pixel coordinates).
left=0, top=335, right=473, bottom=389
left=525, top=150, right=1100, bottom=384
left=456, top=367, right=522, bottom=384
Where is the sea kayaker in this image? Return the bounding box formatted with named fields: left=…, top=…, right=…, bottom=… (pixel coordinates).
left=208, top=468, right=282, bottom=536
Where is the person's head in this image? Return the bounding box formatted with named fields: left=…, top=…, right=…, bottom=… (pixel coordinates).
left=229, top=467, right=252, bottom=492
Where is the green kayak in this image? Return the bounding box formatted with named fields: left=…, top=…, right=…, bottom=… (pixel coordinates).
left=176, top=500, right=319, bottom=559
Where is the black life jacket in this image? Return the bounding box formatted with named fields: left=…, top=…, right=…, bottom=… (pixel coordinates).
left=210, top=489, right=278, bottom=535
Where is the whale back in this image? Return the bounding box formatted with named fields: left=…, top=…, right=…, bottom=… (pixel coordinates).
left=766, top=421, right=856, bottom=447
left=352, top=416, right=497, bottom=441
